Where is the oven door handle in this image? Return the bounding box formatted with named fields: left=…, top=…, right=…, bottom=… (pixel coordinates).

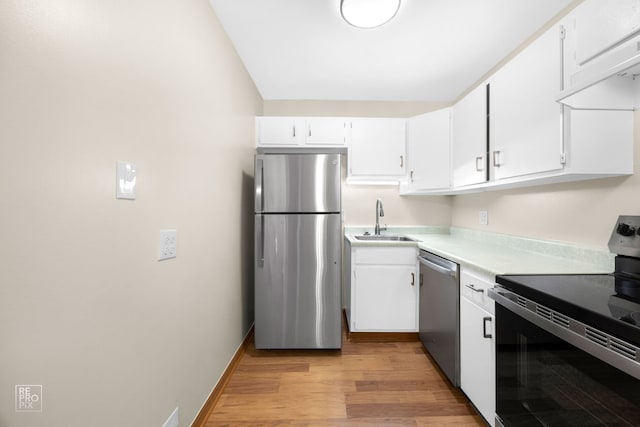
left=488, top=287, right=640, bottom=380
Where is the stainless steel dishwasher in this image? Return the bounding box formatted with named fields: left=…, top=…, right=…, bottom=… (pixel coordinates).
left=419, top=250, right=460, bottom=386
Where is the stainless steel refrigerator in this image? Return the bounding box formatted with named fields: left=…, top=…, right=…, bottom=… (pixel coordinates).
left=254, top=153, right=342, bottom=349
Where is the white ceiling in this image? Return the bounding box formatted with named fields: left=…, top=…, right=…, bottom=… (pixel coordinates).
left=208, top=0, right=573, bottom=102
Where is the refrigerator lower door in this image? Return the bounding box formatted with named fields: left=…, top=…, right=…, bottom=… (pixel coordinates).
left=255, top=213, right=342, bottom=349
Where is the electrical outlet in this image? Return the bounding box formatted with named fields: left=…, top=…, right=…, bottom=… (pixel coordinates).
left=158, top=230, right=177, bottom=261
left=162, top=406, right=179, bottom=427
left=479, top=210, right=489, bottom=225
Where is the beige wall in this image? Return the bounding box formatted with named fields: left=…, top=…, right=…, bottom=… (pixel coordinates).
left=343, top=185, right=452, bottom=228
left=264, top=100, right=454, bottom=228
left=0, top=1, right=261, bottom=427
left=264, top=100, right=449, bottom=118
left=451, top=111, right=640, bottom=249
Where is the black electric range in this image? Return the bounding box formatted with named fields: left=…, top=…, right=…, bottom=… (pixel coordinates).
left=491, top=216, right=640, bottom=427
left=495, top=273, right=640, bottom=346
left=495, top=215, right=640, bottom=348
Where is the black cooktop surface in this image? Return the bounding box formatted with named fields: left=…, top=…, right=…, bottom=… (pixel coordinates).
left=496, top=274, right=640, bottom=346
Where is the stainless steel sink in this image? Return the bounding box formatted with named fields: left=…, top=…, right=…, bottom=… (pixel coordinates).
left=354, top=235, right=416, bottom=242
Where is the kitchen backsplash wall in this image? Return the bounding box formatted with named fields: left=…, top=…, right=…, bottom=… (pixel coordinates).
left=342, top=184, right=452, bottom=229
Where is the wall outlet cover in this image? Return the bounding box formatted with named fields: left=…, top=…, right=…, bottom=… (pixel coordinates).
left=479, top=210, right=489, bottom=225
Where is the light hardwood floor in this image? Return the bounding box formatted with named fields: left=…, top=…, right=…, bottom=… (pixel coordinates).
left=204, top=325, right=486, bottom=426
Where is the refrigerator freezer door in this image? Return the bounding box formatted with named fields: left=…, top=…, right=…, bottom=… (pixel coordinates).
left=255, top=213, right=342, bottom=349
left=255, top=153, right=341, bottom=213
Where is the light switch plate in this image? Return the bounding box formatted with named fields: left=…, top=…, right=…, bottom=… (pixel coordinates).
left=116, top=161, right=137, bottom=200
left=158, top=230, right=177, bottom=261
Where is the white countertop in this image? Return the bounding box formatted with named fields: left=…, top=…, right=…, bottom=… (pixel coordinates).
left=345, top=226, right=614, bottom=276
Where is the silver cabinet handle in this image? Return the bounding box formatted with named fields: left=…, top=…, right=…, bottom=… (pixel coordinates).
left=400, top=155, right=404, bottom=168
left=410, top=170, right=414, bottom=183
left=293, top=125, right=296, bottom=137
left=465, top=284, right=484, bottom=293
left=411, top=272, right=415, bottom=286
left=483, top=316, right=492, bottom=338
left=493, top=150, right=501, bottom=167
left=475, top=156, right=484, bottom=171
left=308, top=125, right=311, bottom=137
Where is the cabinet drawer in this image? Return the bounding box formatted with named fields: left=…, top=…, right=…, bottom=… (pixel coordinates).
left=354, top=246, right=417, bottom=265
left=460, top=267, right=495, bottom=314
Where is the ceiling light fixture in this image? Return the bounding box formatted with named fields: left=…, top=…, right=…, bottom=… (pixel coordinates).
left=340, top=0, right=401, bottom=29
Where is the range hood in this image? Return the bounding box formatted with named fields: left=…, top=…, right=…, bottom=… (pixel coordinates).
left=557, top=32, right=640, bottom=110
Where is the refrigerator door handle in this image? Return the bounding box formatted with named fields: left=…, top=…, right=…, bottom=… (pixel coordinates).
left=255, top=158, right=264, bottom=212
left=257, top=215, right=265, bottom=267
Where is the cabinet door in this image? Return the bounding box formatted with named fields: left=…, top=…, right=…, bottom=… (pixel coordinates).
left=406, top=108, right=451, bottom=191
left=452, top=84, right=488, bottom=187
left=490, top=25, right=564, bottom=180
left=460, top=297, right=495, bottom=426
left=353, top=264, right=417, bottom=331
left=573, top=0, right=640, bottom=65
left=256, top=117, right=304, bottom=146
left=349, top=118, right=406, bottom=179
left=305, top=118, right=347, bottom=146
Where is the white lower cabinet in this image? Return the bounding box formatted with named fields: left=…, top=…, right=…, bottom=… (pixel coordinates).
left=345, top=244, right=418, bottom=332
left=459, top=267, right=495, bottom=427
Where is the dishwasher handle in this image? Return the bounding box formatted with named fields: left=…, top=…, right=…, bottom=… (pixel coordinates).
left=419, top=255, right=457, bottom=279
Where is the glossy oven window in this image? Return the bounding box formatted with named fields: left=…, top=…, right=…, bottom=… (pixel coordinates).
left=496, top=304, right=640, bottom=426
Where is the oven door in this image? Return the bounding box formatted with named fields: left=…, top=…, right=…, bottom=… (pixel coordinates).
left=492, top=293, right=640, bottom=427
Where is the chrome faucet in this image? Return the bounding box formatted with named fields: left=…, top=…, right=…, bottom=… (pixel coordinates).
left=374, top=198, right=386, bottom=235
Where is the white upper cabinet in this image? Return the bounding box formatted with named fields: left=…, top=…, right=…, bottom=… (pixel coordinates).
left=256, top=117, right=347, bottom=147
left=563, top=109, right=633, bottom=176
left=573, top=0, right=640, bottom=66
left=452, top=84, right=488, bottom=187
left=256, top=117, right=305, bottom=146
left=559, top=0, right=640, bottom=110
left=490, top=24, right=565, bottom=180
left=305, top=118, right=348, bottom=146
left=348, top=118, right=406, bottom=182
left=404, top=108, right=451, bottom=192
